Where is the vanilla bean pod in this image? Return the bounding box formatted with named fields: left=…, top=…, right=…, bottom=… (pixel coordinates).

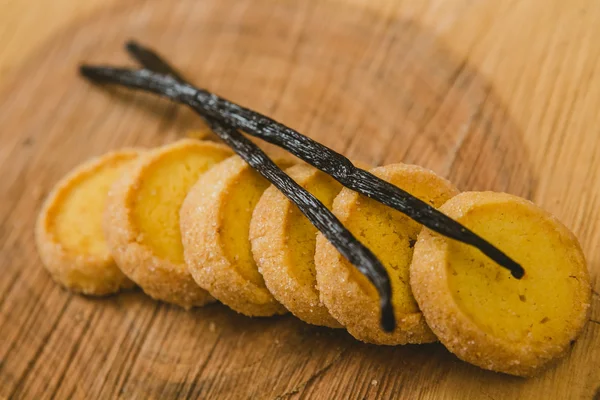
left=123, top=41, right=395, bottom=330
left=81, top=47, right=524, bottom=280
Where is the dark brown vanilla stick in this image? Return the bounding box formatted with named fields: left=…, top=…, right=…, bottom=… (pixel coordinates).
left=123, top=41, right=395, bottom=331
left=80, top=50, right=524, bottom=280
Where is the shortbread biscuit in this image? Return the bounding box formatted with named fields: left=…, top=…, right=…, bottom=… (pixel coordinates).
left=250, top=164, right=343, bottom=327
left=104, top=139, right=232, bottom=308
left=315, top=164, right=459, bottom=344
left=36, top=149, right=141, bottom=295
left=410, top=191, right=591, bottom=376
left=181, top=155, right=294, bottom=316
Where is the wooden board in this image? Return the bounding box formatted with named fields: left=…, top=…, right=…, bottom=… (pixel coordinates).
left=0, top=0, right=598, bottom=398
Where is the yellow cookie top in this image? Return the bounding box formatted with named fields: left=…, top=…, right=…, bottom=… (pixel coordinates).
left=250, top=163, right=343, bottom=327
left=36, top=148, right=142, bottom=295
left=129, top=140, right=232, bottom=264
left=104, top=139, right=232, bottom=308
left=410, top=191, right=591, bottom=376
left=315, top=163, right=459, bottom=344
left=181, top=155, right=294, bottom=317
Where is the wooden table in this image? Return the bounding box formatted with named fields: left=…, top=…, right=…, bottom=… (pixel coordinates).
left=1, top=0, right=598, bottom=398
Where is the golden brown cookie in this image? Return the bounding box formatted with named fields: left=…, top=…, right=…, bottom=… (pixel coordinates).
left=315, top=163, right=459, bottom=344
left=410, top=191, right=591, bottom=376
left=180, top=155, right=294, bottom=317
left=104, top=139, right=232, bottom=308
left=36, top=149, right=142, bottom=295
left=250, top=164, right=344, bottom=328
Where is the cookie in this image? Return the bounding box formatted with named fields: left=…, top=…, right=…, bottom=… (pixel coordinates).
left=104, top=139, right=232, bottom=308
left=410, top=191, right=591, bottom=376
left=180, top=155, right=294, bottom=316
left=315, top=163, right=459, bottom=344
left=250, top=164, right=343, bottom=327
left=36, top=149, right=141, bottom=295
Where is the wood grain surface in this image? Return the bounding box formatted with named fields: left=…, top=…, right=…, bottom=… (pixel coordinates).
left=1, top=0, right=599, bottom=398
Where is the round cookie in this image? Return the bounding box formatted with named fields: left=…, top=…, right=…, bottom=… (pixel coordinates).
left=36, top=149, right=142, bottom=295
left=250, top=164, right=343, bottom=328
left=410, top=191, right=591, bottom=376
left=104, top=139, right=232, bottom=309
left=180, top=155, right=294, bottom=317
left=314, top=163, right=459, bottom=345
